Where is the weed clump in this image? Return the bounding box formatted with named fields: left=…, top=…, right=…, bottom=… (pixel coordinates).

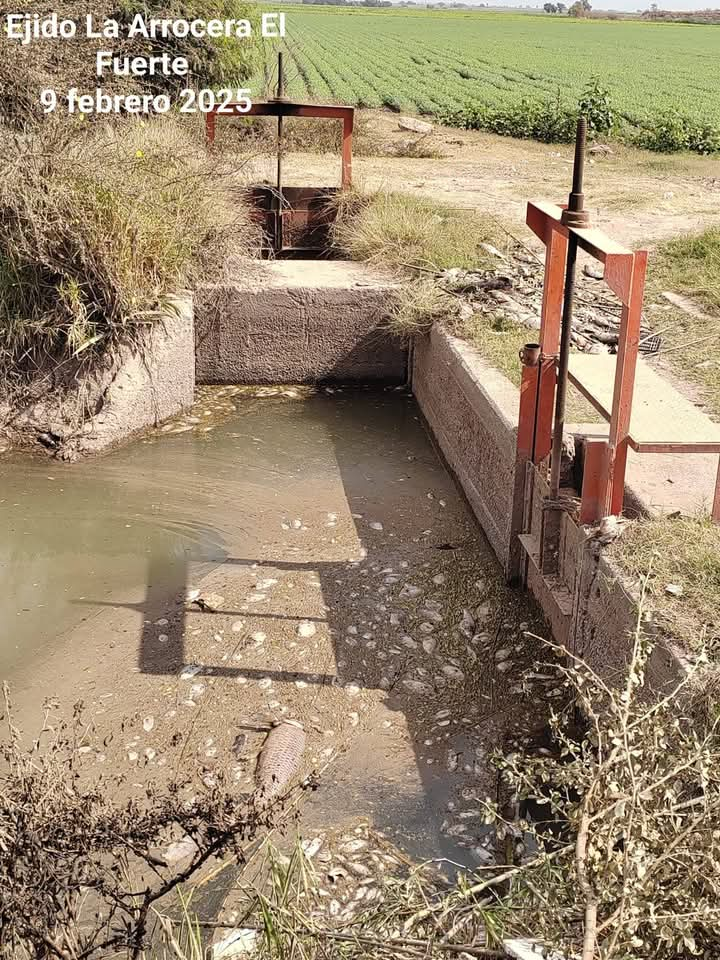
left=332, top=190, right=502, bottom=273
left=386, top=279, right=460, bottom=336
left=0, top=0, right=261, bottom=128
left=0, top=119, right=258, bottom=378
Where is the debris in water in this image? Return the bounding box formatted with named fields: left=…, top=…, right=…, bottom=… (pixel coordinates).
left=442, top=664, right=465, bottom=681
left=211, top=929, right=257, bottom=958
left=399, top=584, right=422, bottom=599
left=189, top=592, right=224, bottom=613
left=179, top=664, right=202, bottom=680
left=163, top=835, right=199, bottom=866
left=302, top=836, right=324, bottom=859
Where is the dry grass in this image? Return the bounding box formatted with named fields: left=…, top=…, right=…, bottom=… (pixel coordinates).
left=0, top=0, right=261, bottom=128
left=0, top=118, right=259, bottom=379
left=611, top=514, right=720, bottom=654
left=332, top=190, right=503, bottom=273
left=645, top=227, right=720, bottom=419
left=210, top=112, right=444, bottom=159
left=386, top=280, right=460, bottom=337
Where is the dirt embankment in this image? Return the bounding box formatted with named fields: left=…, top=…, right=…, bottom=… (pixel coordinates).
left=0, top=297, right=194, bottom=459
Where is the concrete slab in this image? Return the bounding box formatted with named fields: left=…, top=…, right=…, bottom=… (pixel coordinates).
left=262, top=259, right=397, bottom=290
left=195, top=260, right=406, bottom=385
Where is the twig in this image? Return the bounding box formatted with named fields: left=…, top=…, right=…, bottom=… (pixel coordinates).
left=575, top=799, right=598, bottom=960
left=402, top=845, right=572, bottom=933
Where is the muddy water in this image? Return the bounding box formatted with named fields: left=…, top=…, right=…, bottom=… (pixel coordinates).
left=1, top=386, right=548, bottom=871
left=0, top=387, right=382, bottom=679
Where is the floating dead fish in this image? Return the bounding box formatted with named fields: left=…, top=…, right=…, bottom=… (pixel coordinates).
left=231, top=733, right=249, bottom=760
left=163, top=835, right=199, bottom=866
left=255, top=720, right=306, bottom=800
left=179, top=664, right=202, bottom=681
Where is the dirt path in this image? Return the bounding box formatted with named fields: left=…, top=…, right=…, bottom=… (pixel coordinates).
left=244, top=111, right=720, bottom=249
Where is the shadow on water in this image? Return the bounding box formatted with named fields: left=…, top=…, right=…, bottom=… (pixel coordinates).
left=1, top=387, right=544, bottom=867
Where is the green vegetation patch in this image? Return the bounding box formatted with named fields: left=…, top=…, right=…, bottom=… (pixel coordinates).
left=259, top=6, right=720, bottom=154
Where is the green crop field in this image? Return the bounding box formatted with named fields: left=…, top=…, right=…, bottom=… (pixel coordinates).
left=255, top=7, right=720, bottom=151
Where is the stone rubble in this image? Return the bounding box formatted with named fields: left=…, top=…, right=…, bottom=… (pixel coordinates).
left=440, top=244, right=654, bottom=353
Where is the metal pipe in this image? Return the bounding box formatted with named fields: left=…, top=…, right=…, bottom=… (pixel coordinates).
left=276, top=51, right=284, bottom=190
left=275, top=52, right=284, bottom=250
left=549, top=117, right=589, bottom=499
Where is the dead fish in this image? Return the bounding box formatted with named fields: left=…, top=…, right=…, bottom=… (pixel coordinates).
left=255, top=719, right=306, bottom=801
left=37, top=432, right=60, bottom=450
left=231, top=732, right=249, bottom=760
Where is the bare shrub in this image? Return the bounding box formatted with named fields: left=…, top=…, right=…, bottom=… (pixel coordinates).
left=0, top=690, right=305, bottom=960
left=483, top=609, right=720, bottom=958
left=227, top=607, right=720, bottom=959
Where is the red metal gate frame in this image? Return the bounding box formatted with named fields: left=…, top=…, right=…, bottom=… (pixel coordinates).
left=515, top=200, right=720, bottom=542
left=206, top=100, right=355, bottom=189
left=518, top=200, right=648, bottom=525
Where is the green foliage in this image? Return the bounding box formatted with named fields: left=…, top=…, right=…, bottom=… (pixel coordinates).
left=439, top=97, right=577, bottom=143
left=635, top=110, right=720, bottom=154
left=261, top=7, right=720, bottom=155
left=654, top=226, right=720, bottom=309
left=579, top=76, right=614, bottom=135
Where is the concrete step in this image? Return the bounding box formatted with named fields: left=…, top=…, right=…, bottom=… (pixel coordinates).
left=195, top=260, right=407, bottom=385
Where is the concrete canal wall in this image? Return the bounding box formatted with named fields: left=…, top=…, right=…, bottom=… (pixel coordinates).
left=412, top=325, right=682, bottom=690
left=3, top=295, right=194, bottom=458
left=195, top=261, right=406, bottom=385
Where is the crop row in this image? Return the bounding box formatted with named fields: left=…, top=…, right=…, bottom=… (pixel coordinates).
left=252, top=8, right=720, bottom=153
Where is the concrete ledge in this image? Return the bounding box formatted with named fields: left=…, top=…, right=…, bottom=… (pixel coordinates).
left=4, top=295, right=195, bottom=458
left=195, top=261, right=407, bottom=385
left=76, top=295, right=195, bottom=455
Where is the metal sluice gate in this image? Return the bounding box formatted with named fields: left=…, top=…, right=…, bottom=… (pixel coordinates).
left=205, top=52, right=354, bottom=258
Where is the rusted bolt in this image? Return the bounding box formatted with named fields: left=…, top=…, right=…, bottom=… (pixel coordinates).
left=561, top=117, right=591, bottom=229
